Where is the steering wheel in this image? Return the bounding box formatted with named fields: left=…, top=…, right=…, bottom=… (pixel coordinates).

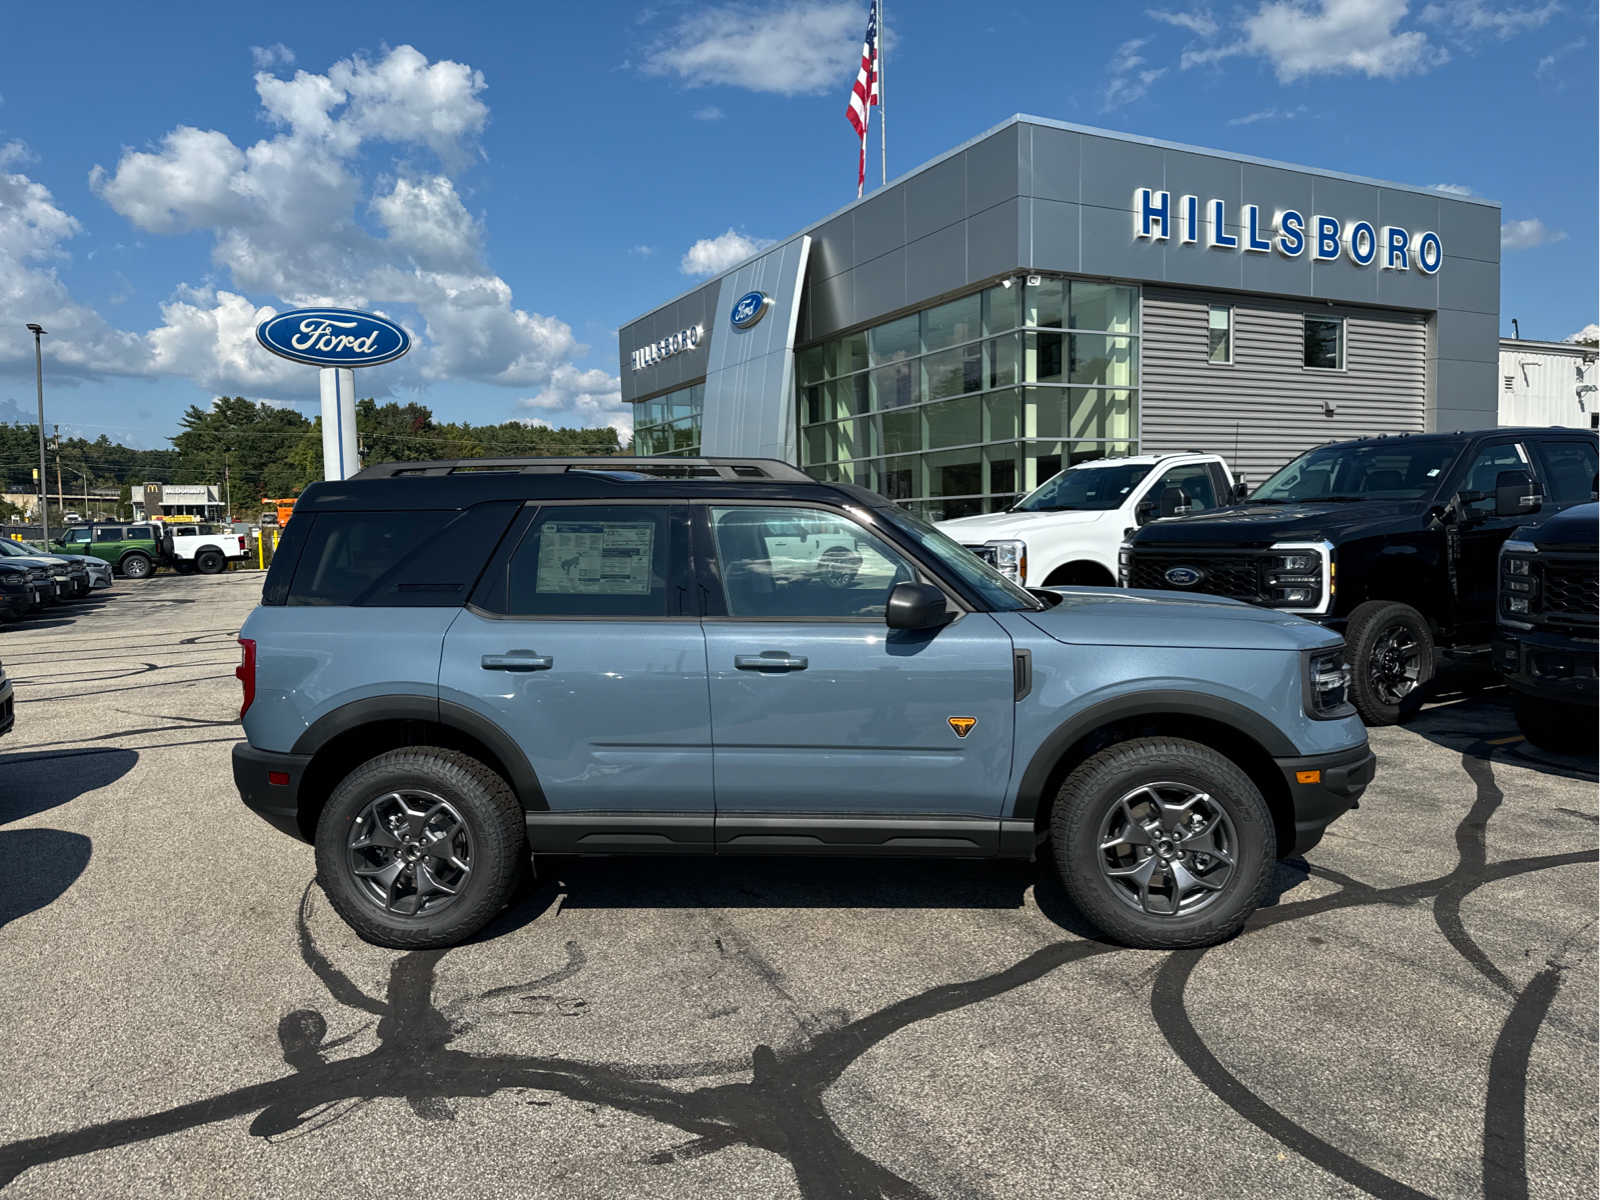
left=816, top=545, right=862, bottom=588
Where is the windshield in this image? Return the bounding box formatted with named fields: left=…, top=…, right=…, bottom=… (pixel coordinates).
left=1013, top=462, right=1155, bottom=511
left=1252, top=442, right=1462, bottom=502
left=878, top=507, right=1043, bottom=611
left=0, top=541, right=39, bottom=557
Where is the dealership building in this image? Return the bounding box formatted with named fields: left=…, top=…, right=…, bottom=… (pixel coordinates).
left=619, top=115, right=1501, bottom=519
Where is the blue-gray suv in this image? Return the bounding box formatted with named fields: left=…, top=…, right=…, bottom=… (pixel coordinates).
left=233, top=457, right=1374, bottom=950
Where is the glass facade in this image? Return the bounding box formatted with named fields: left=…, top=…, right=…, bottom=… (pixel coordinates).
left=796, top=277, right=1140, bottom=520
left=631, top=383, right=704, bottom=456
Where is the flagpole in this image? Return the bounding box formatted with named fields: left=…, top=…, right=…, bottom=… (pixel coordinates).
left=878, top=0, right=887, bottom=188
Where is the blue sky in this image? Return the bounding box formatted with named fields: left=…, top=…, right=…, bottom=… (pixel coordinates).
left=0, top=0, right=1594, bottom=450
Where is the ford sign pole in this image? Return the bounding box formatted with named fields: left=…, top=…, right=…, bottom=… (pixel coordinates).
left=254, top=308, right=412, bottom=482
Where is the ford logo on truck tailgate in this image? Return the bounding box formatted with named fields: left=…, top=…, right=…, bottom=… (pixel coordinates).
left=255, top=307, right=412, bottom=368
left=1164, top=566, right=1203, bottom=586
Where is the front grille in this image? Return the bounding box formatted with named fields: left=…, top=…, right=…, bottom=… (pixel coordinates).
left=1128, top=550, right=1265, bottom=602
left=963, top=544, right=999, bottom=568
left=1539, top=558, right=1598, bottom=623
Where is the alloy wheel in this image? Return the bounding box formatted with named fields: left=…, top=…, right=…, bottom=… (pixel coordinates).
left=1368, top=624, right=1421, bottom=706
left=346, top=789, right=473, bottom=918
left=1096, top=782, right=1237, bottom=916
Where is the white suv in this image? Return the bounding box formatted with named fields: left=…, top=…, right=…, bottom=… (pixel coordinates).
left=936, top=454, right=1238, bottom=587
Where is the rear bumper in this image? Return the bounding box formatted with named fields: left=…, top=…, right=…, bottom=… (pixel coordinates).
left=1274, top=741, right=1375, bottom=856
left=232, top=741, right=312, bottom=841
left=1495, top=631, right=1598, bottom=707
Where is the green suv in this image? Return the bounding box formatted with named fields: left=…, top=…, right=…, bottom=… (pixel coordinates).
left=56, top=522, right=162, bottom=579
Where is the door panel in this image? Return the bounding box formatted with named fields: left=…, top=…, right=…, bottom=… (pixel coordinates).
left=1450, top=439, right=1535, bottom=639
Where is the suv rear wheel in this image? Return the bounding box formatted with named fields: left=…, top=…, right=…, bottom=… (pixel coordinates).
left=1050, top=737, right=1275, bottom=948
left=1346, top=600, right=1434, bottom=725
left=119, top=551, right=153, bottom=580
left=314, top=747, right=526, bottom=949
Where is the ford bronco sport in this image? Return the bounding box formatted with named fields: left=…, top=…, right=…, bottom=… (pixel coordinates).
left=233, top=457, right=1373, bottom=951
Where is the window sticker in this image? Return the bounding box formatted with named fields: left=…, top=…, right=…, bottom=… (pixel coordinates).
left=535, top=521, right=655, bottom=595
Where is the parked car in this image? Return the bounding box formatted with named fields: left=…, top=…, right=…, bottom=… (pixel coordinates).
left=15, top=541, right=114, bottom=590
left=937, top=453, right=1241, bottom=586
left=233, top=455, right=1372, bottom=952
left=161, top=522, right=249, bottom=575
left=54, top=522, right=163, bottom=579
left=0, top=539, right=90, bottom=599
left=1495, top=501, right=1597, bottom=751
left=0, top=650, right=11, bottom=737
left=1121, top=428, right=1599, bottom=725
left=0, top=561, right=42, bottom=622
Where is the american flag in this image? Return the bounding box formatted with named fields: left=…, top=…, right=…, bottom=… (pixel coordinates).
left=846, top=1, right=880, bottom=198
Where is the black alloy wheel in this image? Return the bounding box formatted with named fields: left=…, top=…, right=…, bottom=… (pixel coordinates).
left=1345, top=600, right=1435, bottom=726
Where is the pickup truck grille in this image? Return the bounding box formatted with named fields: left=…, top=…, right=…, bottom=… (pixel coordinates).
left=1127, top=550, right=1265, bottom=602
left=1536, top=556, right=1598, bottom=626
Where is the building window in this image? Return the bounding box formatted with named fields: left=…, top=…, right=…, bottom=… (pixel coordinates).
left=795, top=275, right=1140, bottom=519
left=631, top=382, right=704, bottom=456
left=1208, top=305, right=1232, bottom=365
left=1304, top=316, right=1344, bottom=371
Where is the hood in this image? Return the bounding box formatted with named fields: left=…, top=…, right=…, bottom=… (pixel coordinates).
left=1523, top=502, right=1598, bottom=551
left=0, top=554, right=70, bottom=572
left=1023, top=587, right=1340, bottom=652
left=1131, top=499, right=1427, bottom=548
left=937, top=508, right=1108, bottom=540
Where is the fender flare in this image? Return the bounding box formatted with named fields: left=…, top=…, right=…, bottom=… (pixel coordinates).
left=1012, top=689, right=1297, bottom=821
left=291, top=695, right=548, bottom=810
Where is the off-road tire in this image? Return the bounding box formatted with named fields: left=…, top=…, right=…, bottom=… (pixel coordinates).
left=1050, top=737, right=1275, bottom=949
left=1345, top=600, right=1434, bottom=726
left=194, top=549, right=226, bottom=575
left=119, top=552, right=153, bottom=580
left=315, top=747, right=525, bottom=950
left=1513, top=695, right=1598, bottom=755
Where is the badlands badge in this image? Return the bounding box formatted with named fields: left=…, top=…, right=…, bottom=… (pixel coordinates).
left=947, top=717, right=977, bottom=739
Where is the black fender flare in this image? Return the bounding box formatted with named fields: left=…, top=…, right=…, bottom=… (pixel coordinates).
left=1012, top=689, right=1297, bottom=821
left=291, top=695, right=548, bottom=810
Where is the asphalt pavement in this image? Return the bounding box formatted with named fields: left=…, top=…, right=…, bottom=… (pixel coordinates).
left=0, top=571, right=1595, bottom=1199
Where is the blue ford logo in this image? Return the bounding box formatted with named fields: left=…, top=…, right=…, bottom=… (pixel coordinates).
left=730, top=291, right=771, bottom=330
left=255, top=307, right=412, bottom=368
left=1164, top=566, right=1203, bottom=587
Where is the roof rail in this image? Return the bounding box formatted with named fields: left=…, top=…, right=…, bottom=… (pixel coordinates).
left=352, top=456, right=815, bottom=482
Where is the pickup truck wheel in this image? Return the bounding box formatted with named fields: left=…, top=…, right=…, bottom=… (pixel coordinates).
left=315, top=747, right=525, bottom=950
left=1050, top=737, right=1274, bottom=949
left=1346, top=600, right=1434, bottom=726
left=119, top=552, right=153, bottom=580
left=194, top=549, right=225, bottom=575
left=1513, top=695, right=1597, bottom=754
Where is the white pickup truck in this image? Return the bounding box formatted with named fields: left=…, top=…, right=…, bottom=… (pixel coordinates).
left=160, top=523, right=249, bottom=575
left=936, top=453, right=1240, bottom=587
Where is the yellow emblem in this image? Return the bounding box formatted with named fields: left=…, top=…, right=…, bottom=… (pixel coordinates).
left=947, top=717, right=977, bottom=739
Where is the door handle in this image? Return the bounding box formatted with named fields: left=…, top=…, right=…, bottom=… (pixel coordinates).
left=481, top=652, right=553, bottom=672
left=734, top=652, right=808, bottom=672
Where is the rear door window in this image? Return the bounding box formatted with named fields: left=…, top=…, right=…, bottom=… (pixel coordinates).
left=1532, top=439, right=1598, bottom=506
left=93, top=527, right=125, bottom=544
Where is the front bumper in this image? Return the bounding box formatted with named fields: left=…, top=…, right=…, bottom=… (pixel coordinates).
left=1274, top=741, right=1375, bottom=856
left=1495, top=631, right=1597, bottom=707
left=232, top=742, right=313, bottom=841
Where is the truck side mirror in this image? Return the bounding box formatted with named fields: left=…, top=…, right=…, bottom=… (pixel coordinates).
left=1231, top=480, right=1251, bottom=503
left=885, top=581, right=953, bottom=631
left=1134, top=500, right=1156, bottom=526
left=1494, top=470, right=1541, bottom=518
left=1159, top=486, right=1192, bottom=519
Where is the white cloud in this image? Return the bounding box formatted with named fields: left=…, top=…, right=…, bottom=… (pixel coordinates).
left=1501, top=218, right=1567, bottom=250
left=1103, top=38, right=1168, bottom=109
left=1565, top=323, right=1599, bottom=344
left=680, top=228, right=775, bottom=276
left=1181, top=0, right=1446, bottom=81
left=518, top=363, right=631, bottom=443
left=629, top=244, right=655, bottom=257
left=1227, top=103, right=1309, bottom=124
left=692, top=105, right=725, bottom=120
left=642, top=2, right=862, bottom=96
left=1147, top=7, right=1220, bottom=36
left=1536, top=36, right=1588, bottom=78
left=1430, top=182, right=1474, bottom=195
left=1419, top=0, right=1560, bottom=38
left=250, top=43, right=296, bottom=69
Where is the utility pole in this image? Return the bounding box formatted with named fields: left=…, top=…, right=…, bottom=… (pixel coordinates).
left=223, top=446, right=232, bottom=524
left=26, top=324, right=47, bottom=542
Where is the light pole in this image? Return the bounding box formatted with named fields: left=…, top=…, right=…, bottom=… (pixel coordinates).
left=26, top=324, right=47, bottom=543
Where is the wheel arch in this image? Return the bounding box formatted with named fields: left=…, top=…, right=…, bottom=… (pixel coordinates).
left=1014, top=692, right=1297, bottom=859
left=289, top=696, right=547, bottom=841
left=1041, top=559, right=1117, bottom=587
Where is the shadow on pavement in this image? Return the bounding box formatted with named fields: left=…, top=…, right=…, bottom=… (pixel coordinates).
left=1404, top=693, right=1599, bottom=785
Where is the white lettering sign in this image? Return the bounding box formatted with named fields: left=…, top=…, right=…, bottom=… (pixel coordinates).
left=290, top=318, right=383, bottom=356
left=630, top=324, right=703, bottom=372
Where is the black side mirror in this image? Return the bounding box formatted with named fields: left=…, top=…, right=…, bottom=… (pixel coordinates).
left=886, top=581, right=952, bottom=631
left=1231, top=480, right=1251, bottom=503
left=1158, top=486, right=1191, bottom=519
left=1494, top=469, right=1541, bottom=518
left=1134, top=500, right=1157, bottom=526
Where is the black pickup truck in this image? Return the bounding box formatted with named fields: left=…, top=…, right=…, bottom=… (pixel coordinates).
left=1122, top=428, right=1599, bottom=724
left=1495, top=501, right=1597, bottom=751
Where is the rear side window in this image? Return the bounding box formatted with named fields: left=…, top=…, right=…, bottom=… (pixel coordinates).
left=1534, top=439, right=1598, bottom=506
left=281, top=503, right=519, bottom=607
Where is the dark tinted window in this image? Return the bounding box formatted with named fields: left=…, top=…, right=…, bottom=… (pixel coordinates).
left=710, top=505, right=916, bottom=619
left=285, top=512, right=452, bottom=606
left=94, top=527, right=126, bottom=542
left=1534, top=439, right=1598, bottom=506
left=490, top=504, right=680, bottom=618
left=1014, top=461, right=1155, bottom=511
left=1152, top=463, right=1220, bottom=512
left=1254, top=442, right=1462, bottom=502
left=1458, top=441, right=1530, bottom=516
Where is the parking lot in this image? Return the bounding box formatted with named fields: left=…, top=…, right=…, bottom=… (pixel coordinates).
left=0, top=569, right=1594, bottom=1199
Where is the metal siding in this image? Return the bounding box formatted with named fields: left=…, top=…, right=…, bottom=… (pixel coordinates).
left=1498, top=344, right=1599, bottom=429
left=1140, top=287, right=1427, bottom=484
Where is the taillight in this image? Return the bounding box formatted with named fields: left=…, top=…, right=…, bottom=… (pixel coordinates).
left=236, top=637, right=256, bottom=720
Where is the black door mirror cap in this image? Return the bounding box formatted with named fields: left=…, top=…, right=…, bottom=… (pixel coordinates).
left=1134, top=500, right=1156, bottom=526
left=885, top=581, right=954, bottom=631
left=1493, top=469, right=1542, bottom=518
left=1158, top=485, right=1190, bottom=519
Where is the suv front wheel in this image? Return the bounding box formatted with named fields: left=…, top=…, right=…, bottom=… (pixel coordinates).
left=314, top=747, right=526, bottom=949
left=1051, top=738, right=1275, bottom=948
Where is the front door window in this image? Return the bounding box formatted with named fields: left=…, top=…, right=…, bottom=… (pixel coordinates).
left=707, top=506, right=915, bottom=619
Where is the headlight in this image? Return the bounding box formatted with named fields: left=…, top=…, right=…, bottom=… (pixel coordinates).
left=1265, top=542, right=1330, bottom=611
left=0, top=576, right=23, bottom=591
left=1305, top=646, right=1352, bottom=718
left=1499, top=541, right=1538, bottom=622
left=1118, top=542, right=1132, bottom=586
left=983, top=539, right=1027, bottom=585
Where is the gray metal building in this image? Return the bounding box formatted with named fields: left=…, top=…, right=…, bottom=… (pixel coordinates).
left=619, top=115, right=1501, bottom=518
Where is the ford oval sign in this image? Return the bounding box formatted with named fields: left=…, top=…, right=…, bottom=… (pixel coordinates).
left=1164, top=566, right=1203, bottom=587
left=729, top=291, right=771, bottom=331
left=255, top=307, right=412, bottom=369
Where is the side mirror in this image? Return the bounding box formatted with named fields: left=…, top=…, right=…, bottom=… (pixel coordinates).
left=1494, top=470, right=1542, bottom=518
left=1231, top=479, right=1251, bottom=503
left=1158, top=486, right=1191, bottom=519
left=1134, top=500, right=1157, bottom=526
left=885, top=581, right=952, bottom=631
